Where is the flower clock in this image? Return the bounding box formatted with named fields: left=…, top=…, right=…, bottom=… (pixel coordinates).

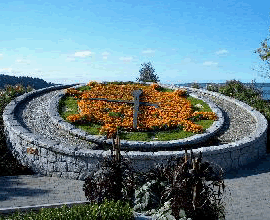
left=64, top=81, right=218, bottom=139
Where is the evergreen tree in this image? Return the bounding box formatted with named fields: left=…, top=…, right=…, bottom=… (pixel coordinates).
left=136, top=62, right=160, bottom=83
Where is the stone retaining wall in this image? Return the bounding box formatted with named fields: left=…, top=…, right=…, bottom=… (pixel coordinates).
left=3, top=84, right=268, bottom=180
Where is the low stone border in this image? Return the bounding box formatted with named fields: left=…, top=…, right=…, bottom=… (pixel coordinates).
left=3, top=83, right=268, bottom=180
left=49, top=83, right=224, bottom=151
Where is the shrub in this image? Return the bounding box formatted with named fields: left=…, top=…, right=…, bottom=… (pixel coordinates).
left=134, top=149, right=226, bottom=220
left=190, top=82, right=200, bottom=89
left=206, top=83, right=219, bottom=92
left=83, top=134, right=137, bottom=206
left=218, top=80, right=262, bottom=100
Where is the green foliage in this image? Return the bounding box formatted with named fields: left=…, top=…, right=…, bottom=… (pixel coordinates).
left=254, top=32, right=270, bottom=78
left=206, top=83, right=219, bottom=92
left=206, top=80, right=270, bottom=121
left=0, top=84, right=34, bottom=176
left=133, top=151, right=226, bottom=220
left=190, top=82, right=200, bottom=89
left=58, top=95, right=79, bottom=119
left=137, top=62, right=160, bottom=83
left=206, top=79, right=270, bottom=152
left=155, top=86, right=174, bottom=93
left=76, top=85, right=92, bottom=91
left=83, top=152, right=137, bottom=206
left=0, top=200, right=134, bottom=220
left=82, top=131, right=226, bottom=220
left=108, top=111, right=124, bottom=118
left=186, top=96, right=212, bottom=112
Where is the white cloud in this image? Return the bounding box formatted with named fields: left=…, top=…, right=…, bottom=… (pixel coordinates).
left=16, top=59, right=31, bottom=64
left=216, top=49, right=228, bottom=55
left=119, top=56, right=133, bottom=62
left=203, top=61, right=218, bottom=66
left=74, top=50, right=93, bottom=57
left=66, top=57, right=76, bottom=62
left=0, top=54, right=3, bottom=60
left=142, top=49, right=155, bottom=54
left=102, top=52, right=110, bottom=56
left=102, top=52, right=110, bottom=60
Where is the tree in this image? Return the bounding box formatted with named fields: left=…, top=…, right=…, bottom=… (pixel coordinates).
left=136, top=62, right=160, bottom=83
left=254, top=28, right=270, bottom=78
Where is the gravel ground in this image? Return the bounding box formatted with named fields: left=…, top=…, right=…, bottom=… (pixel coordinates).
left=19, top=90, right=98, bottom=150
left=199, top=93, right=257, bottom=144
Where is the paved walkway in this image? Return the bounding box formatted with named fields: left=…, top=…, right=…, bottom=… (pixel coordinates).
left=1, top=154, right=270, bottom=219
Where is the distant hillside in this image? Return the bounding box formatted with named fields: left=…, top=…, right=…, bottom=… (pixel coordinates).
left=0, top=74, right=58, bottom=90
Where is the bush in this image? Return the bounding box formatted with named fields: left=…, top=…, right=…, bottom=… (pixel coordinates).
left=133, top=150, right=226, bottom=220
left=206, top=83, right=219, bottom=92
left=190, top=82, right=200, bottom=89
left=83, top=135, right=137, bottom=206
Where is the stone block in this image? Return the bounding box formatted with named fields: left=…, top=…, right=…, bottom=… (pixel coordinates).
left=67, top=172, right=80, bottom=180
left=55, top=162, right=67, bottom=172
left=40, top=157, right=48, bottom=170
left=47, top=152, right=57, bottom=162
left=40, top=147, right=48, bottom=157
left=78, top=171, right=91, bottom=181
left=56, top=153, right=63, bottom=162
left=231, top=158, right=239, bottom=170
left=77, top=159, right=88, bottom=171
left=67, top=163, right=75, bottom=172
left=258, top=144, right=267, bottom=159
left=47, top=162, right=54, bottom=172
left=52, top=172, right=62, bottom=178
left=238, top=154, right=249, bottom=167
left=32, top=160, right=42, bottom=171
left=230, top=149, right=240, bottom=160
left=66, top=156, right=76, bottom=164
left=240, top=146, right=253, bottom=155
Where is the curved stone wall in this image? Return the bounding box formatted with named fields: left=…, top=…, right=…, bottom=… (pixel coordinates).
left=3, top=84, right=268, bottom=180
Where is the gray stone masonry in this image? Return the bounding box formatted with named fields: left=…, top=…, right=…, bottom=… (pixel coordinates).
left=2, top=83, right=268, bottom=180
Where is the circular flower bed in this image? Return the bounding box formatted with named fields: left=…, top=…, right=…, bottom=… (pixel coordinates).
left=64, top=81, right=217, bottom=139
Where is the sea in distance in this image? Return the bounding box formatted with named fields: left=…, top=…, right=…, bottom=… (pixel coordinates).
left=173, top=82, right=270, bottom=100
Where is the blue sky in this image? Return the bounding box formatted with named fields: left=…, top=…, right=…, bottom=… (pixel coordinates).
left=0, top=0, right=270, bottom=85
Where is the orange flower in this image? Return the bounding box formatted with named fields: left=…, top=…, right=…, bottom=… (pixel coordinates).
left=65, top=81, right=217, bottom=138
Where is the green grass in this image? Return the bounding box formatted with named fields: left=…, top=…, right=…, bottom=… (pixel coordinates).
left=0, top=200, right=134, bottom=220
left=58, top=85, right=215, bottom=141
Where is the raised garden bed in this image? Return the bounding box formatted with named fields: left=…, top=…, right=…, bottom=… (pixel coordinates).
left=57, top=81, right=224, bottom=151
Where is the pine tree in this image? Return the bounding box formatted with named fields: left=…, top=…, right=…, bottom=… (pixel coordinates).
left=136, top=62, right=160, bottom=83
